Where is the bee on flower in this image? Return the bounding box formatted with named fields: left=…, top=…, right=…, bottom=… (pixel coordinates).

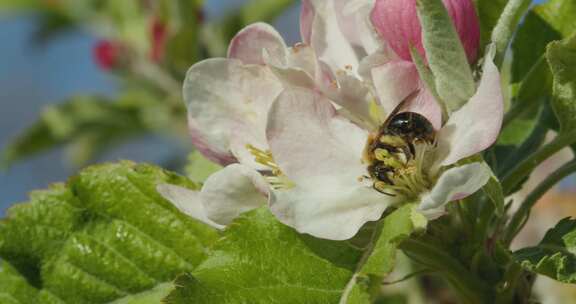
left=158, top=0, right=504, bottom=240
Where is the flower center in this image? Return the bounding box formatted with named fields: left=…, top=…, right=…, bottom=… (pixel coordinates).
left=363, top=134, right=435, bottom=199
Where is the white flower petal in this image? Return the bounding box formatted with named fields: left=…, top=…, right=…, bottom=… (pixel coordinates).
left=270, top=176, right=396, bottom=240
left=370, top=60, right=419, bottom=115
left=228, top=23, right=287, bottom=65
left=324, top=71, right=375, bottom=127
left=184, top=58, right=282, bottom=166
left=200, top=164, right=269, bottom=225
left=437, top=48, right=504, bottom=166
left=266, top=87, right=368, bottom=184
left=335, top=0, right=380, bottom=55
left=419, top=162, right=491, bottom=211
left=305, top=0, right=362, bottom=73
left=157, top=184, right=225, bottom=230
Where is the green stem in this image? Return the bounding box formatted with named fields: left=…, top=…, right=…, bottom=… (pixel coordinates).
left=504, top=160, right=576, bottom=245
left=501, top=133, right=576, bottom=195
left=491, top=0, right=532, bottom=67
left=400, top=238, right=491, bottom=304
left=495, top=262, right=523, bottom=304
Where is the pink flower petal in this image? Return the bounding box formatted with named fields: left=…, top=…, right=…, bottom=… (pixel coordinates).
left=300, top=0, right=314, bottom=44
left=437, top=51, right=504, bottom=166
left=370, top=60, right=420, bottom=114
left=228, top=23, right=287, bottom=65
left=370, top=0, right=480, bottom=63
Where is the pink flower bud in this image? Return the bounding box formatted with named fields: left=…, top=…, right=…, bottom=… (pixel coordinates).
left=93, top=40, right=120, bottom=70
left=370, top=0, right=480, bottom=64
left=150, top=18, right=168, bottom=62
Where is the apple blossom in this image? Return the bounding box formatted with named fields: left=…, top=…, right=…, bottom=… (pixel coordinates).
left=159, top=0, right=504, bottom=241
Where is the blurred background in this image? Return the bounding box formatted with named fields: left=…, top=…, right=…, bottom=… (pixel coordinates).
left=0, top=0, right=301, bottom=214
left=0, top=0, right=575, bottom=302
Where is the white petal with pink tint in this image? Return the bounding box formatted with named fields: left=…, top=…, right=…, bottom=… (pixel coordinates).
left=335, top=0, right=380, bottom=55
left=437, top=48, right=504, bottom=166
left=157, top=184, right=225, bottom=230
left=184, top=58, right=282, bottom=166
left=270, top=176, right=397, bottom=240
left=264, top=44, right=317, bottom=89
left=370, top=60, right=419, bottom=114
left=419, top=162, right=491, bottom=211
left=404, top=86, right=443, bottom=130
left=325, top=71, right=375, bottom=128
left=305, top=0, right=362, bottom=72
left=200, top=164, right=269, bottom=225
left=228, top=23, right=287, bottom=65
left=267, top=88, right=367, bottom=184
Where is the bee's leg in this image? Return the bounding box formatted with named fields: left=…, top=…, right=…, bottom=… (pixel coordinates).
left=407, top=142, right=416, bottom=159
left=372, top=184, right=396, bottom=196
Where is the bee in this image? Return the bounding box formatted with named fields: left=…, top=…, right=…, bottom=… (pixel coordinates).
left=363, top=92, right=436, bottom=196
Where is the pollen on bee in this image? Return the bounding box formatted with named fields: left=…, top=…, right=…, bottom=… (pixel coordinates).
left=379, top=135, right=406, bottom=147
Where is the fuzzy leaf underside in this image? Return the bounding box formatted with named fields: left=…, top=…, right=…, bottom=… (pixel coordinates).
left=415, top=0, right=476, bottom=113
left=0, top=161, right=219, bottom=303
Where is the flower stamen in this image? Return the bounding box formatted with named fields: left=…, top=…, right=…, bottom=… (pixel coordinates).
left=246, top=144, right=294, bottom=189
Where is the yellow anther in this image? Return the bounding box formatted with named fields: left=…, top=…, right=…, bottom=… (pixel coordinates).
left=246, top=144, right=294, bottom=190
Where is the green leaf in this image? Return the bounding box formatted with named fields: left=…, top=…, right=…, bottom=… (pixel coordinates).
left=1, top=93, right=164, bottom=167
left=499, top=58, right=552, bottom=146
left=0, top=259, right=40, bottom=304
left=165, top=207, right=364, bottom=303
left=547, top=33, right=576, bottom=133
left=3, top=97, right=143, bottom=165
left=240, top=0, right=296, bottom=25
left=489, top=0, right=531, bottom=66
left=512, top=0, right=576, bottom=83
left=340, top=205, right=425, bottom=304
left=359, top=205, right=425, bottom=278
left=410, top=47, right=445, bottom=119
left=185, top=151, right=222, bottom=183
left=0, top=162, right=219, bottom=303
left=474, top=0, right=508, bottom=49
left=514, top=218, right=576, bottom=283
left=415, top=0, right=476, bottom=113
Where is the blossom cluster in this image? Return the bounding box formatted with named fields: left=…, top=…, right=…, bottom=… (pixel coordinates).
left=158, top=0, right=504, bottom=240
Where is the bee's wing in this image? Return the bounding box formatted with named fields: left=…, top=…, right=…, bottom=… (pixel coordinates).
left=382, top=89, right=421, bottom=127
